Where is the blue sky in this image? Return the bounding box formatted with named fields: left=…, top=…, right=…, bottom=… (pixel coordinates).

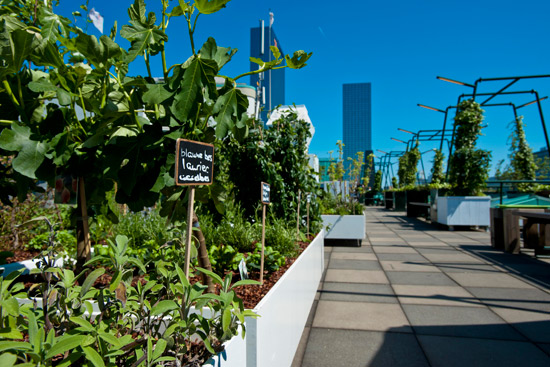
left=59, top=0, right=550, bottom=175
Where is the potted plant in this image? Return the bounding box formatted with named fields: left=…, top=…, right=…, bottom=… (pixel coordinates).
left=436, top=99, right=491, bottom=228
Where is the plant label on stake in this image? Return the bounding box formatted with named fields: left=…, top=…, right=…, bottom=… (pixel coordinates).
left=261, top=182, right=270, bottom=204
left=260, top=182, right=270, bottom=284
left=175, top=139, right=214, bottom=277
left=306, top=193, right=311, bottom=238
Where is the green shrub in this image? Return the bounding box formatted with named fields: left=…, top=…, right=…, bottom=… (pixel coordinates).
left=114, top=207, right=175, bottom=263
left=261, top=217, right=298, bottom=258
left=208, top=244, right=245, bottom=275
left=26, top=229, right=76, bottom=254
left=246, top=243, right=286, bottom=273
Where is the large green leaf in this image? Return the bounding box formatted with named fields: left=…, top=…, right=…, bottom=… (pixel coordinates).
left=83, top=346, right=105, bottom=367
left=0, top=123, right=48, bottom=179
left=199, top=37, right=237, bottom=71
left=142, top=83, right=174, bottom=105
left=38, top=6, right=70, bottom=42
left=285, top=50, right=313, bottom=69
left=74, top=32, right=123, bottom=68
left=44, top=335, right=83, bottom=359
left=128, top=0, right=147, bottom=23
left=0, top=352, right=17, bottom=367
left=170, top=59, right=201, bottom=122
left=151, top=300, right=178, bottom=316
left=212, top=87, right=248, bottom=139
left=195, top=0, right=231, bottom=14
left=120, top=19, right=167, bottom=61
left=0, top=28, right=36, bottom=78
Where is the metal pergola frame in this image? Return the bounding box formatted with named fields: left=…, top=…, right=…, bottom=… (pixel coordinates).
left=436, top=74, right=550, bottom=159
left=376, top=150, right=405, bottom=189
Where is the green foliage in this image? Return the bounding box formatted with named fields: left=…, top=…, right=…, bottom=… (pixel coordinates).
left=26, top=229, right=75, bottom=253
left=0, top=226, right=259, bottom=366
left=222, top=109, right=322, bottom=228
left=262, top=215, right=299, bottom=258
left=495, top=116, right=538, bottom=191
left=397, top=142, right=420, bottom=187
left=448, top=99, right=491, bottom=196
left=0, top=0, right=311, bottom=231
left=113, top=206, right=175, bottom=262
left=0, top=192, right=72, bottom=252
left=430, top=149, right=445, bottom=185
left=373, top=170, right=382, bottom=192
left=246, top=243, right=286, bottom=273
left=208, top=244, right=245, bottom=274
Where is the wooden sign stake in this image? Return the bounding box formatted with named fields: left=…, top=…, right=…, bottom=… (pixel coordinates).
left=260, top=202, right=266, bottom=284
left=296, top=191, right=301, bottom=241
left=260, top=182, right=270, bottom=285
left=78, top=177, right=91, bottom=262
left=306, top=198, right=310, bottom=238
left=174, top=139, right=214, bottom=278
left=184, top=186, right=195, bottom=277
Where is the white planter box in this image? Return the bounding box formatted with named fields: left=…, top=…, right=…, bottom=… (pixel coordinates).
left=207, top=229, right=325, bottom=367
left=0, top=257, right=64, bottom=277
left=12, top=233, right=325, bottom=367
left=436, top=196, right=491, bottom=227
left=321, top=215, right=365, bottom=240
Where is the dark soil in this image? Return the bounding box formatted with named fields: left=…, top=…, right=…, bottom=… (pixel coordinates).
left=3, top=250, right=41, bottom=264
left=8, top=240, right=312, bottom=310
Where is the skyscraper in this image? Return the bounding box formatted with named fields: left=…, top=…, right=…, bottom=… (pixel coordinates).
left=343, top=82, right=372, bottom=176
left=250, top=22, right=285, bottom=123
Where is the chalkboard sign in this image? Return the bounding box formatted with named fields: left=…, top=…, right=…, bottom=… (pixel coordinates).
left=175, top=139, right=214, bottom=186
left=261, top=182, right=270, bottom=204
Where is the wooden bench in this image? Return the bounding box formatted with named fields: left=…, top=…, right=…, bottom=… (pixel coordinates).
left=492, top=205, right=550, bottom=253
left=513, top=211, right=550, bottom=257
left=406, top=202, right=430, bottom=218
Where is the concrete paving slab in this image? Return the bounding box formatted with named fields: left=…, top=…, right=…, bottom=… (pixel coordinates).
left=291, top=326, right=311, bottom=367
left=489, top=307, right=550, bottom=343
left=448, top=272, right=536, bottom=289
left=380, top=260, right=441, bottom=272
left=537, top=343, right=550, bottom=356
left=372, top=246, right=417, bottom=254
left=416, top=247, right=465, bottom=254
left=418, top=334, right=550, bottom=367
left=467, top=287, right=550, bottom=313
left=392, top=285, right=483, bottom=307
left=330, top=252, right=377, bottom=261
left=330, top=246, right=373, bottom=253
left=422, top=253, right=485, bottom=263
left=376, top=253, right=427, bottom=262
left=301, top=329, right=429, bottom=367
left=329, top=259, right=382, bottom=270
left=324, top=269, right=389, bottom=284
left=312, top=300, right=412, bottom=332
left=402, top=304, right=525, bottom=340
left=437, top=263, right=500, bottom=273
left=385, top=271, right=456, bottom=286
left=406, top=241, right=450, bottom=247
left=320, top=282, right=397, bottom=303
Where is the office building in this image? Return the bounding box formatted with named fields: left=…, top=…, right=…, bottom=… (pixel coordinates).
left=343, top=82, right=372, bottom=177
left=250, top=23, right=285, bottom=123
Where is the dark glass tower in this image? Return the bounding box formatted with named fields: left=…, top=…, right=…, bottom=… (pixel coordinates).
left=250, top=24, right=285, bottom=123
left=343, top=83, right=372, bottom=176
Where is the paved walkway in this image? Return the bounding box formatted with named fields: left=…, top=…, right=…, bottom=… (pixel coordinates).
left=292, top=207, right=550, bottom=367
